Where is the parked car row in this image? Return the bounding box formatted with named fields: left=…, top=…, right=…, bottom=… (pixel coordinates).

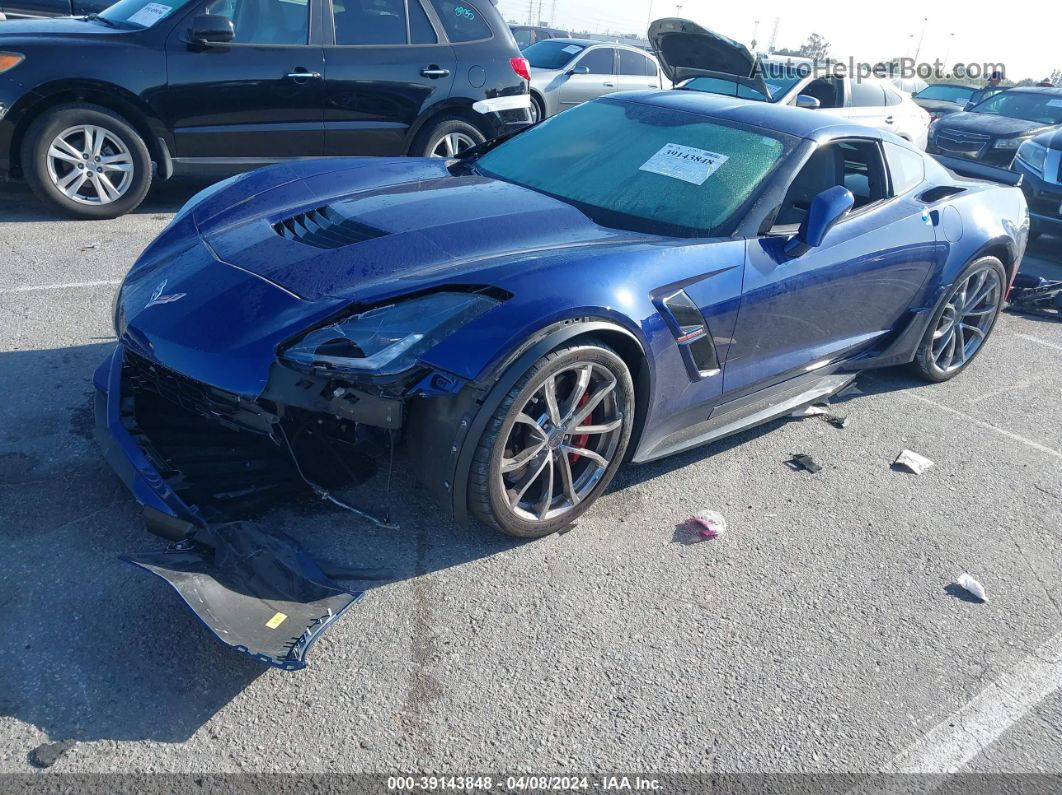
left=0, top=0, right=533, bottom=218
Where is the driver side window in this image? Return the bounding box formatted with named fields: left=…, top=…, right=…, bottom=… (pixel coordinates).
left=203, top=0, right=309, bottom=45
left=796, top=77, right=843, bottom=109
left=773, top=140, right=888, bottom=228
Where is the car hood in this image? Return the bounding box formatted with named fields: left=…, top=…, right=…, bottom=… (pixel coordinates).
left=195, top=158, right=639, bottom=302
left=915, top=98, right=964, bottom=114
left=647, top=17, right=767, bottom=97
left=1029, top=127, right=1062, bottom=150
left=0, top=17, right=129, bottom=40
left=934, top=112, right=1055, bottom=138
left=119, top=158, right=647, bottom=395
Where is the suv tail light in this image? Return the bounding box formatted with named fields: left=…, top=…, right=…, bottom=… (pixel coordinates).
left=510, top=57, right=531, bottom=82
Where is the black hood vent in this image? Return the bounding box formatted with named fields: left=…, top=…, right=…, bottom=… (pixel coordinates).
left=273, top=206, right=386, bottom=249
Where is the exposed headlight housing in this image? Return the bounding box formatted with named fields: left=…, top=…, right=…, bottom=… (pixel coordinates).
left=280, top=291, right=501, bottom=376
left=1016, top=140, right=1048, bottom=174
left=993, top=136, right=1031, bottom=150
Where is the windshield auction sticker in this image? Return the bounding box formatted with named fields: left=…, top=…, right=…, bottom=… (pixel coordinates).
left=639, top=143, right=729, bottom=185
left=128, top=2, right=173, bottom=26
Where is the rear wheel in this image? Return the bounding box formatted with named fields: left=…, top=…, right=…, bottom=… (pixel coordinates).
left=530, top=94, right=546, bottom=123
left=469, top=342, right=635, bottom=538
left=22, top=104, right=152, bottom=219
left=911, top=256, right=1006, bottom=382
left=414, top=117, right=485, bottom=158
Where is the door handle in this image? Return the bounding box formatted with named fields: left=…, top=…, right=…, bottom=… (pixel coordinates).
left=884, top=116, right=895, bottom=124
left=649, top=84, right=659, bottom=88
left=603, top=82, right=615, bottom=87
left=420, top=66, right=451, bottom=78
left=287, top=70, right=322, bottom=81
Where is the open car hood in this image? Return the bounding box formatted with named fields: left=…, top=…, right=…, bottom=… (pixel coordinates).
left=648, top=18, right=768, bottom=97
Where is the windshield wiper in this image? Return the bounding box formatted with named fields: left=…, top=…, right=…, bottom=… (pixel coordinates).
left=83, top=13, right=117, bottom=27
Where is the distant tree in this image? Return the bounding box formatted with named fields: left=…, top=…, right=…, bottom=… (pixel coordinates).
left=1050, top=68, right=1062, bottom=87
left=798, top=33, right=830, bottom=61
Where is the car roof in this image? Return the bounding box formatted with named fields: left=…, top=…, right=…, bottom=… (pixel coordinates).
left=921, top=83, right=974, bottom=90
left=613, top=90, right=892, bottom=142
left=1002, top=86, right=1062, bottom=95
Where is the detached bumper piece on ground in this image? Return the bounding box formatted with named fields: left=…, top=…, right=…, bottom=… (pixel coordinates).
left=1007, top=274, right=1062, bottom=321
left=126, top=523, right=362, bottom=671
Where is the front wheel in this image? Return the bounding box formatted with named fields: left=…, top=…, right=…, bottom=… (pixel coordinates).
left=22, top=104, right=152, bottom=219
left=911, top=256, right=1006, bottom=382
left=468, top=342, right=635, bottom=538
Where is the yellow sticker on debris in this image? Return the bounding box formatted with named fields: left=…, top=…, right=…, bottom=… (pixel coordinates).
left=265, top=612, right=288, bottom=629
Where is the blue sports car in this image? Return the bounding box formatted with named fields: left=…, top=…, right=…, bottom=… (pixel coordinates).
left=96, top=90, right=1028, bottom=667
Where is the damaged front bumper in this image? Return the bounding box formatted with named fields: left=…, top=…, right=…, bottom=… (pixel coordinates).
left=93, top=343, right=416, bottom=669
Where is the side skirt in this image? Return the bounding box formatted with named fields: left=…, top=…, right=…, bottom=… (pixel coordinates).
left=632, top=370, right=856, bottom=463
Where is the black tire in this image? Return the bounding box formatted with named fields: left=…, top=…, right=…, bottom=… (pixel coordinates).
left=910, top=256, right=1007, bottom=383
left=21, top=103, right=152, bottom=220
left=530, top=93, right=546, bottom=123
left=412, top=116, right=486, bottom=158
left=468, top=341, right=635, bottom=538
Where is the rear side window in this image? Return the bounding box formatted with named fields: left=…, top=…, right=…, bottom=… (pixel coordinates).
left=429, top=0, right=492, bottom=42
left=884, top=141, right=926, bottom=195
left=848, top=79, right=887, bottom=107
left=577, top=48, right=615, bottom=75
left=409, top=0, right=437, bottom=43
left=334, top=0, right=407, bottom=45
left=618, top=49, right=652, bottom=76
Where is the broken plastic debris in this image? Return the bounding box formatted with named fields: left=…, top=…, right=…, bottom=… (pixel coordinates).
left=827, top=415, right=849, bottom=429
left=956, top=573, right=988, bottom=603
left=688, top=510, right=727, bottom=539
left=788, top=454, right=822, bottom=473
left=894, top=449, right=934, bottom=474
left=791, top=404, right=830, bottom=418
left=78, top=243, right=99, bottom=251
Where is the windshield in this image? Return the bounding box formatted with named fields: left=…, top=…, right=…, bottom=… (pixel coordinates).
left=916, top=84, right=975, bottom=103
left=523, top=40, right=586, bottom=69
left=99, top=0, right=191, bottom=28
left=971, top=91, right=1062, bottom=124
left=475, top=99, right=792, bottom=237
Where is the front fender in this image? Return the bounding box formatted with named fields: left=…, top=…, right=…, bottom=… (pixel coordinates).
left=407, top=318, right=650, bottom=524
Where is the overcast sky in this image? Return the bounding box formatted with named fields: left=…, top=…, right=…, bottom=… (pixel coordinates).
left=497, top=0, right=1062, bottom=82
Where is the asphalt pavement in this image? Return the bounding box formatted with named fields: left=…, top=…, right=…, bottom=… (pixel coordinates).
left=0, top=179, right=1060, bottom=786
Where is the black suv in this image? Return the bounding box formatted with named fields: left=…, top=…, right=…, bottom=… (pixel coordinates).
left=0, top=0, right=531, bottom=218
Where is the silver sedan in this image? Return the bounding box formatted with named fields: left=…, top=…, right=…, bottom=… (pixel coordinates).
left=525, top=39, right=663, bottom=122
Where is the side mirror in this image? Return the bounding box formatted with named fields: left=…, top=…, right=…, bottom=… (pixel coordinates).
left=566, top=66, right=590, bottom=76
left=963, top=101, right=975, bottom=111
left=784, top=185, right=854, bottom=258
left=190, top=14, right=235, bottom=44
left=795, top=94, right=821, bottom=110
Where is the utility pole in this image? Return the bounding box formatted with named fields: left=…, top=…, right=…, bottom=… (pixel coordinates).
left=913, top=17, right=928, bottom=63
left=942, top=32, right=955, bottom=72
left=768, top=17, right=779, bottom=54
left=549, top=0, right=557, bottom=26
left=526, top=0, right=533, bottom=26
left=751, top=19, right=760, bottom=51
left=675, top=3, right=682, bottom=16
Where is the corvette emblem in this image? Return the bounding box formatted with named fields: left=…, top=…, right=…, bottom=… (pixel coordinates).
left=145, top=279, right=186, bottom=309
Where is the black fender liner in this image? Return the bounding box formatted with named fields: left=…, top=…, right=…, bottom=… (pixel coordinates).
left=407, top=320, right=646, bottom=524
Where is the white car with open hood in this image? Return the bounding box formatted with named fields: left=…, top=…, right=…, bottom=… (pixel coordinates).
left=648, top=18, right=931, bottom=150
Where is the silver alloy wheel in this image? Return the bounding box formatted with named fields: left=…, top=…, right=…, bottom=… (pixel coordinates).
left=428, top=131, right=477, bottom=158
left=496, top=362, right=625, bottom=523
left=931, top=265, right=1002, bottom=373
left=45, top=124, right=134, bottom=206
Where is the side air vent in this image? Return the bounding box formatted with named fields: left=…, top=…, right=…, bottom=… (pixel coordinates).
left=272, top=206, right=386, bottom=249
left=660, top=289, right=721, bottom=379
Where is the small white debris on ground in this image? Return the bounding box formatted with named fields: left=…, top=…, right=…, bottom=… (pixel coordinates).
left=956, top=573, right=989, bottom=602
left=895, top=449, right=935, bottom=474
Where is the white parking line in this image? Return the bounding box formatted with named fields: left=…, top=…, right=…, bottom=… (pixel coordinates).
left=0, top=279, right=122, bottom=295
left=883, top=630, right=1062, bottom=774
left=903, top=392, right=1062, bottom=460
left=1016, top=334, right=1062, bottom=353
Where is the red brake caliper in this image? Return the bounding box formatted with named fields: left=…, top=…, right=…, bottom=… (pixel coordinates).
left=569, top=393, right=591, bottom=465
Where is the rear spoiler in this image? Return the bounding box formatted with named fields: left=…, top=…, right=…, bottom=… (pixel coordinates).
left=933, top=155, right=1023, bottom=188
